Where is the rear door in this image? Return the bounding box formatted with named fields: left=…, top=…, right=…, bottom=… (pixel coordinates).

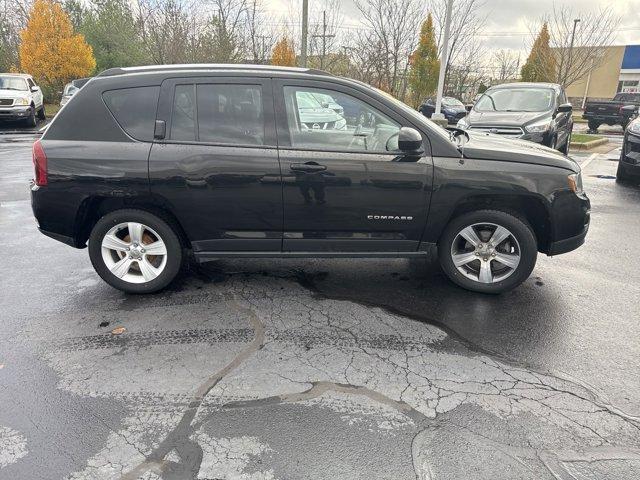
left=149, top=76, right=282, bottom=253
left=274, top=79, right=434, bottom=253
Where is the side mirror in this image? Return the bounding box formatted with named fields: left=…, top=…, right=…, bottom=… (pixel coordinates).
left=30, top=86, right=40, bottom=93
left=621, top=104, right=637, bottom=114
left=557, top=103, right=572, bottom=114
left=465, top=104, right=473, bottom=112
left=398, top=127, right=423, bottom=153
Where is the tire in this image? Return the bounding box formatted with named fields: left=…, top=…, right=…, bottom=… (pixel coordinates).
left=438, top=210, right=538, bottom=294
left=587, top=120, right=600, bottom=132
left=25, top=106, right=36, bottom=128
left=37, top=104, right=46, bottom=121
left=560, top=131, right=571, bottom=155
left=88, top=209, right=183, bottom=294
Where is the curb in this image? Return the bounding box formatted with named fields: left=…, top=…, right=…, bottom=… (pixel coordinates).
left=570, top=138, right=608, bottom=151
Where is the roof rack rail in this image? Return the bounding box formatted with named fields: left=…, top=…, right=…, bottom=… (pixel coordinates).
left=96, top=64, right=334, bottom=78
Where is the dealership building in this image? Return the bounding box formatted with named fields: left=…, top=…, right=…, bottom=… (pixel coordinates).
left=565, top=44, right=640, bottom=106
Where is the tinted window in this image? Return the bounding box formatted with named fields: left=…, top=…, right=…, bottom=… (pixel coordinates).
left=197, top=84, right=264, bottom=145
left=103, top=86, right=160, bottom=141
left=171, top=84, right=196, bottom=141
left=476, top=88, right=554, bottom=112
left=283, top=86, right=401, bottom=152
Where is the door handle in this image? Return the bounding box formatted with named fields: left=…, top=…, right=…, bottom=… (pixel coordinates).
left=290, top=163, right=327, bottom=172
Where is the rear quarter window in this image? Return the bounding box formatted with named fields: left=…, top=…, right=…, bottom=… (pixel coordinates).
left=103, top=86, right=160, bottom=141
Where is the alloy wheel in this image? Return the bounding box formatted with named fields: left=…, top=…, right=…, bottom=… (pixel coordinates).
left=101, top=222, right=168, bottom=284
left=450, top=222, right=521, bottom=284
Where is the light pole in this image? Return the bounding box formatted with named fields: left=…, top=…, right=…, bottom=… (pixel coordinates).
left=301, top=0, right=309, bottom=67
left=566, top=18, right=580, bottom=85
left=433, top=0, right=453, bottom=121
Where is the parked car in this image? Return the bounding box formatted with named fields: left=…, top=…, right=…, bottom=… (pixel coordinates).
left=60, top=77, right=91, bottom=107
left=295, top=91, right=347, bottom=130
left=0, top=73, right=45, bottom=126
left=617, top=113, right=640, bottom=184
left=419, top=96, right=467, bottom=124
left=583, top=92, right=640, bottom=132
left=457, top=82, right=573, bottom=154
left=30, top=64, right=590, bottom=295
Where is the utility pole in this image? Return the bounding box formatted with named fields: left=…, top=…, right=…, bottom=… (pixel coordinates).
left=301, top=0, right=308, bottom=67
left=433, top=0, right=453, bottom=120
left=566, top=18, right=581, bottom=85
left=312, top=11, right=336, bottom=69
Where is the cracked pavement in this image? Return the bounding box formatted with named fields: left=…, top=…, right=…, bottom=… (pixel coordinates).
left=1, top=134, right=639, bottom=479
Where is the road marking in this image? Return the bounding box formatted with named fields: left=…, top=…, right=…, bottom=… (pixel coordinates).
left=579, top=153, right=599, bottom=171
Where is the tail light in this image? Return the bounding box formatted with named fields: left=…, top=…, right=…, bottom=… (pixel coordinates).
left=32, top=139, right=47, bottom=186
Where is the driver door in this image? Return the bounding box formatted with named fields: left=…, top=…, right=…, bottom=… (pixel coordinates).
left=274, top=80, right=433, bottom=253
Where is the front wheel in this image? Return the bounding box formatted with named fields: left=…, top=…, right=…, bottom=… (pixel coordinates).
left=560, top=131, right=571, bottom=155
left=438, top=210, right=538, bottom=294
left=25, top=106, right=36, bottom=128
left=587, top=120, right=600, bottom=132
left=37, top=104, right=46, bottom=121
left=88, top=209, right=183, bottom=294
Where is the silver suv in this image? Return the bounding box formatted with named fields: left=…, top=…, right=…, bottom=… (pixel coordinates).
left=0, top=73, right=45, bottom=127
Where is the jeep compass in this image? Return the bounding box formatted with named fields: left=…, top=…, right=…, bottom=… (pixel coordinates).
left=30, top=64, right=590, bottom=294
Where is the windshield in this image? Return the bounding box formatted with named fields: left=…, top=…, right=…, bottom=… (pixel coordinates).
left=63, top=83, right=79, bottom=96
left=442, top=97, right=464, bottom=108
left=476, top=88, right=554, bottom=112
left=296, top=91, right=323, bottom=109
left=0, top=76, right=28, bottom=91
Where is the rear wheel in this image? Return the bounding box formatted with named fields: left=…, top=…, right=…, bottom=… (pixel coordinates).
left=587, top=120, right=600, bottom=132
left=438, top=210, right=538, bottom=294
left=88, top=209, right=183, bottom=294
left=560, top=131, right=571, bottom=155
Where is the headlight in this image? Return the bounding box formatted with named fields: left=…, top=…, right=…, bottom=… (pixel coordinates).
left=14, top=97, right=29, bottom=106
left=526, top=119, right=552, bottom=133
left=568, top=172, right=584, bottom=195
left=456, top=117, right=469, bottom=129
left=628, top=119, right=640, bottom=134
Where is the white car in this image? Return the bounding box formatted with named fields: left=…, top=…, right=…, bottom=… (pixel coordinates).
left=0, top=73, right=45, bottom=127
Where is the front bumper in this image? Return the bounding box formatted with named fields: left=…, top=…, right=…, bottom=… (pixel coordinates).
left=548, top=192, right=590, bottom=255
left=548, top=223, right=589, bottom=255
left=0, top=106, right=32, bottom=121
left=621, top=131, right=640, bottom=167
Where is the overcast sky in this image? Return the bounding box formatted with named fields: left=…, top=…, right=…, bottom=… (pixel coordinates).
left=262, top=0, right=640, bottom=55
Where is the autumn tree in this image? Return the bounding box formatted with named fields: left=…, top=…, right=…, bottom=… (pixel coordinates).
left=408, top=13, right=439, bottom=108
left=271, top=37, right=295, bottom=66
left=521, top=23, right=555, bottom=83
left=20, top=0, right=96, bottom=100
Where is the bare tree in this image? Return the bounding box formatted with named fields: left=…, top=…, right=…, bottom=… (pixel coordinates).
left=492, top=49, right=520, bottom=82
left=307, top=0, right=343, bottom=71
left=353, top=0, right=424, bottom=99
left=530, top=4, right=618, bottom=87
left=428, top=0, right=486, bottom=88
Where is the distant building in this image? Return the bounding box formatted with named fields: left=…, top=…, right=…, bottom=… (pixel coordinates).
left=565, top=45, right=640, bottom=106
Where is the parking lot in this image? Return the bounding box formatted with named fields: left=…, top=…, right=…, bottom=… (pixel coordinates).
left=1, top=132, right=639, bottom=479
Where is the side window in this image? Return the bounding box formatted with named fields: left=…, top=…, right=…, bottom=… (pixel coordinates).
left=171, top=84, right=196, bottom=141
left=103, top=86, right=160, bottom=141
left=27, top=78, right=35, bottom=88
left=197, top=84, right=264, bottom=145
left=283, top=86, right=401, bottom=153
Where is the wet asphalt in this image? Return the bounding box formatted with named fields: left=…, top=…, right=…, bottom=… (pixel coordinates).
left=0, top=130, right=639, bottom=479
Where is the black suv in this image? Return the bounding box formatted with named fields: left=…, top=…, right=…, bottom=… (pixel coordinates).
left=457, top=83, right=573, bottom=154
left=30, top=65, right=590, bottom=294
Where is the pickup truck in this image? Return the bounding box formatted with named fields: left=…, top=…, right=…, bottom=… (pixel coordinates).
left=583, top=92, right=640, bottom=131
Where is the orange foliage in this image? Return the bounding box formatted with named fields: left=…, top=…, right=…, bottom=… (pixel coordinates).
left=271, top=37, right=296, bottom=67
left=20, top=0, right=96, bottom=89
